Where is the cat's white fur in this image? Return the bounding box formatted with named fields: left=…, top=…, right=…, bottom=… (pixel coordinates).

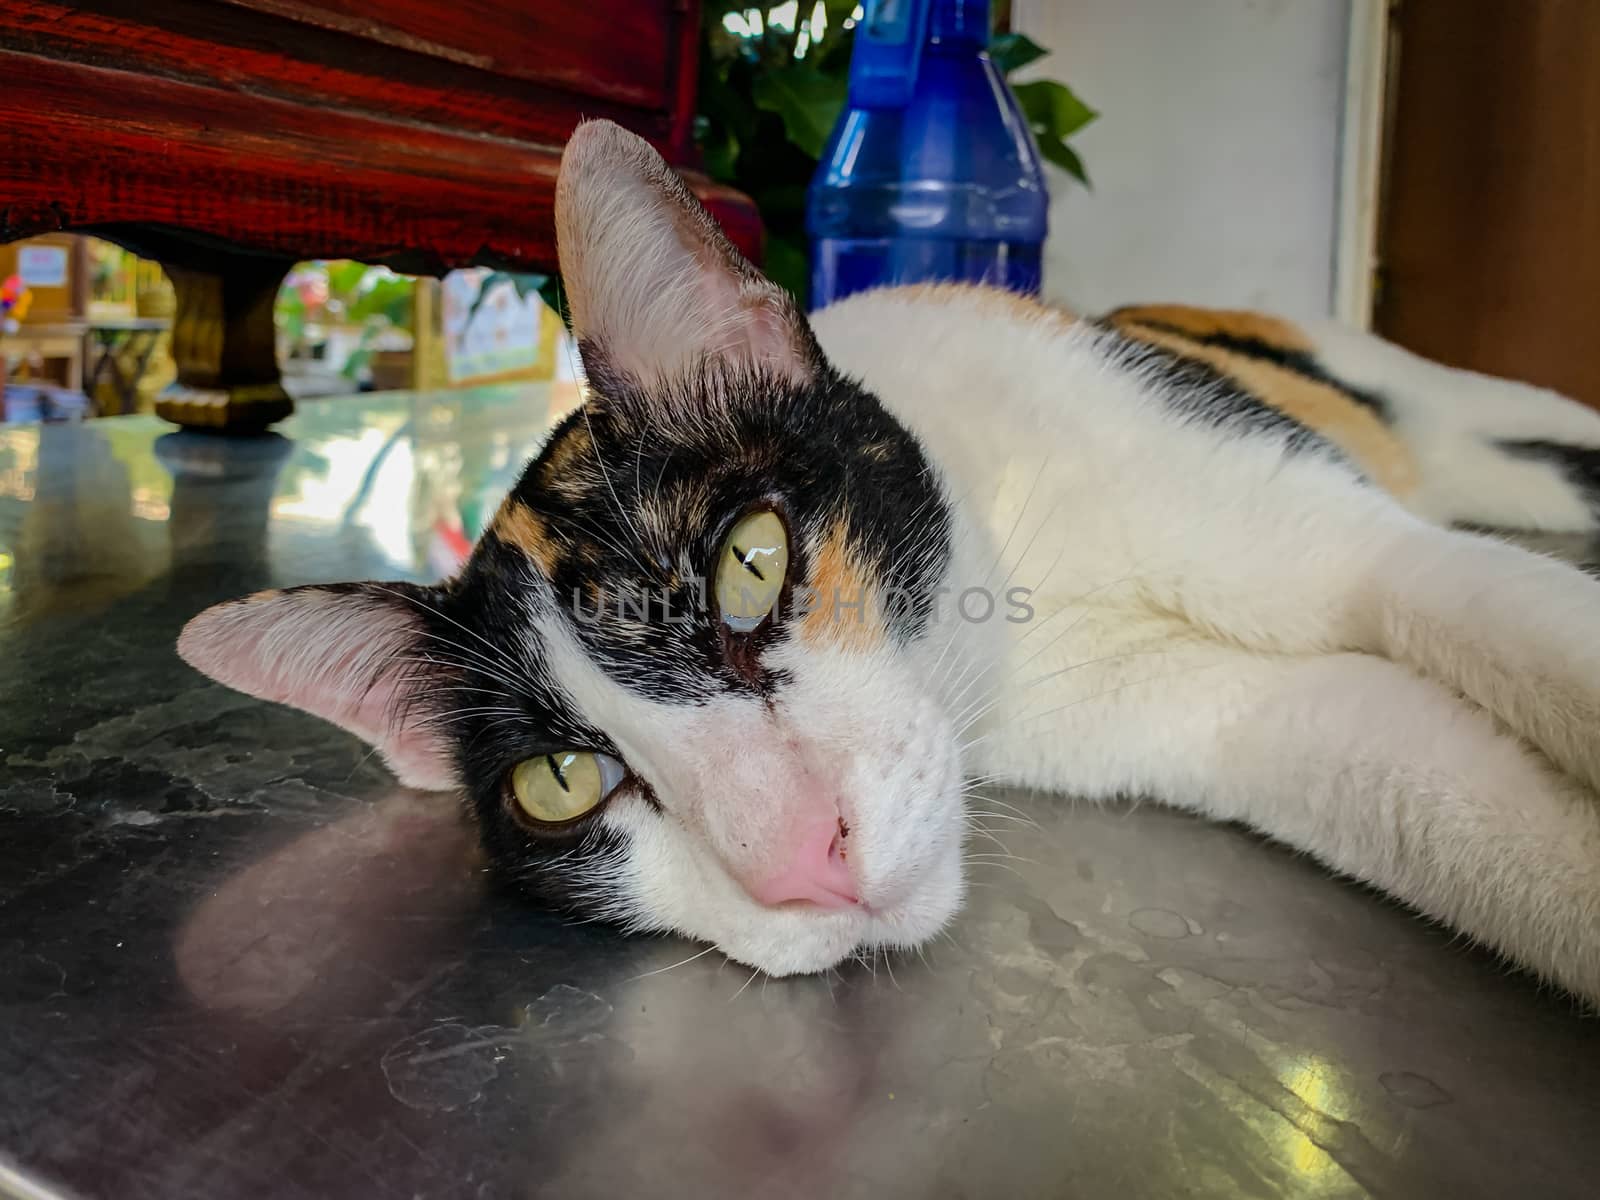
left=530, top=572, right=980, bottom=974
left=805, top=289, right=1600, bottom=1001
left=532, top=261, right=1600, bottom=994
left=533, top=123, right=1600, bottom=1000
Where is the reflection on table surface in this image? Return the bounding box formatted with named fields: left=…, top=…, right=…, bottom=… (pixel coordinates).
left=2, top=387, right=1598, bottom=1200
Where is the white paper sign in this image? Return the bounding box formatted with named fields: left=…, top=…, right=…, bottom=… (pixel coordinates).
left=441, top=269, right=544, bottom=383
left=16, top=245, right=68, bottom=288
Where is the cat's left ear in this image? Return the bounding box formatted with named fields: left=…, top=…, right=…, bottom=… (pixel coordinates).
left=177, top=582, right=458, bottom=791
left=555, top=119, right=821, bottom=388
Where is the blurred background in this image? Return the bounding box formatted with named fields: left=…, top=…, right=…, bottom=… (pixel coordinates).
left=4, top=1, right=1592, bottom=418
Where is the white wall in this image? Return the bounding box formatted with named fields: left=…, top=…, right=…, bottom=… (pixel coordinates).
left=1015, top=0, right=1351, bottom=321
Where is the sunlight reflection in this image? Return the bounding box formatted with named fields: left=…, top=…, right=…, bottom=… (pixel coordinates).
left=1276, top=1054, right=1346, bottom=1180
left=0, top=427, right=39, bottom=501
left=357, top=438, right=418, bottom=567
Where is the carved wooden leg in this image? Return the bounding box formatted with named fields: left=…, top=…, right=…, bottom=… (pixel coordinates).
left=155, top=256, right=293, bottom=432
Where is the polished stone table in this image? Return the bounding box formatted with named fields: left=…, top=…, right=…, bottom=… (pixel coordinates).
left=2, top=389, right=1597, bottom=1200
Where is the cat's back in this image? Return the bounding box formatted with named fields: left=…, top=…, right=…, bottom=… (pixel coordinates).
left=811, top=286, right=1415, bottom=497
left=1102, top=303, right=1414, bottom=494
left=808, top=284, right=1132, bottom=480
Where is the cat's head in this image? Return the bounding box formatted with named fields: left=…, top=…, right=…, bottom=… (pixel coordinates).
left=179, top=120, right=973, bottom=975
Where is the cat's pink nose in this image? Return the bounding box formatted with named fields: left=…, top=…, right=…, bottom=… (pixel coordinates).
left=746, top=821, right=860, bottom=909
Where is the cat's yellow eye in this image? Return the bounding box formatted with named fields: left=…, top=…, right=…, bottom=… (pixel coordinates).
left=509, top=751, right=623, bottom=826
left=715, top=510, right=788, bottom=632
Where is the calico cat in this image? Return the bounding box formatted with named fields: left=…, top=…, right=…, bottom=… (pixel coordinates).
left=180, top=120, right=1600, bottom=1004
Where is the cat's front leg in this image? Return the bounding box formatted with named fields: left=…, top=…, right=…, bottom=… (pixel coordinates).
left=1367, top=527, right=1600, bottom=798
left=1120, top=452, right=1600, bottom=799
left=975, top=640, right=1600, bottom=1005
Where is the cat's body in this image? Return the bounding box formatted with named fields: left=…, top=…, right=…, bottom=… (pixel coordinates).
left=181, top=122, right=1600, bottom=1006
left=819, top=284, right=1600, bottom=1001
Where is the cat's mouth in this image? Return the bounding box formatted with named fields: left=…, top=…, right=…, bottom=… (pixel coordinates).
left=716, top=879, right=965, bottom=978
left=694, top=789, right=968, bottom=978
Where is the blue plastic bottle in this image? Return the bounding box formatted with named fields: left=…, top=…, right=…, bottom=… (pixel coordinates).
left=806, top=0, right=1050, bottom=309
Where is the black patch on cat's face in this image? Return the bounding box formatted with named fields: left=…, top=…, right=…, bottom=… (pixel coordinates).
left=494, top=344, right=951, bottom=703
left=408, top=348, right=953, bottom=921
left=390, top=558, right=625, bottom=917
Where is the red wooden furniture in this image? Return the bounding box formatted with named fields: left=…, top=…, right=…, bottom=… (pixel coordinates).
left=0, top=0, right=761, bottom=430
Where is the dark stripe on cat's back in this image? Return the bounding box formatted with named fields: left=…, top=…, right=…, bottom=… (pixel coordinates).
left=1099, top=309, right=1419, bottom=496
left=1498, top=439, right=1600, bottom=518
left=1093, top=318, right=1325, bottom=451
left=1115, top=315, right=1392, bottom=422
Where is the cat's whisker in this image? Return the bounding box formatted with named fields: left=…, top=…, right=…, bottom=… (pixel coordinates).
left=964, top=861, right=1029, bottom=882
left=627, top=943, right=717, bottom=982
left=975, top=795, right=1037, bottom=821
left=965, top=806, right=1037, bottom=826
left=948, top=680, right=1011, bottom=737
left=1005, top=516, right=1072, bottom=608
left=1011, top=554, right=1165, bottom=648
left=386, top=617, right=538, bottom=702
left=728, top=965, right=763, bottom=1003
left=383, top=587, right=539, bottom=689
left=579, top=397, right=654, bottom=576
left=966, top=810, right=1041, bottom=830
left=923, top=620, right=977, bottom=708
left=396, top=657, right=528, bottom=707
left=882, top=949, right=902, bottom=992
left=964, top=825, right=1009, bottom=850
left=1015, top=644, right=1175, bottom=692
left=997, top=496, right=1065, bottom=603
left=960, top=772, right=1012, bottom=789
left=396, top=636, right=526, bottom=692
left=950, top=641, right=1187, bottom=741
left=417, top=705, right=525, bottom=725
left=650, top=443, right=675, bottom=510
left=963, top=850, right=1036, bottom=866
left=980, top=454, right=1050, bottom=591
left=566, top=513, right=648, bottom=572
left=947, top=649, right=1164, bottom=742
left=632, top=428, right=649, bottom=524
left=879, top=483, right=945, bottom=569
left=1008, top=658, right=1230, bottom=727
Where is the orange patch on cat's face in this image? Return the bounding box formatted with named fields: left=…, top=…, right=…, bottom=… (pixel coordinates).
left=492, top=499, right=562, bottom=576
left=799, top=522, right=882, bottom=651
left=537, top=421, right=595, bottom=495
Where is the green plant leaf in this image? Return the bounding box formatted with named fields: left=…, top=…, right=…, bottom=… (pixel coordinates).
left=1037, top=137, right=1090, bottom=186
left=701, top=124, right=740, bottom=182
left=1011, top=79, right=1098, bottom=141
left=699, top=61, right=759, bottom=147
left=988, top=32, right=1049, bottom=76
left=762, top=233, right=810, bottom=308
left=752, top=64, right=847, bottom=160
left=346, top=275, right=413, bottom=325
left=325, top=260, right=368, bottom=296
left=696, top=2, right=1096, bottom=285
left=1011, top=79, right=1096, bottom=187
left=340, top=325, right=380, bottom=380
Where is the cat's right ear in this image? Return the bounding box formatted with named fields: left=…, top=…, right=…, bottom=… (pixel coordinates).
left=177, top=582, right=458, bottom=791
left=555, top=118, right=821, bottom=389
